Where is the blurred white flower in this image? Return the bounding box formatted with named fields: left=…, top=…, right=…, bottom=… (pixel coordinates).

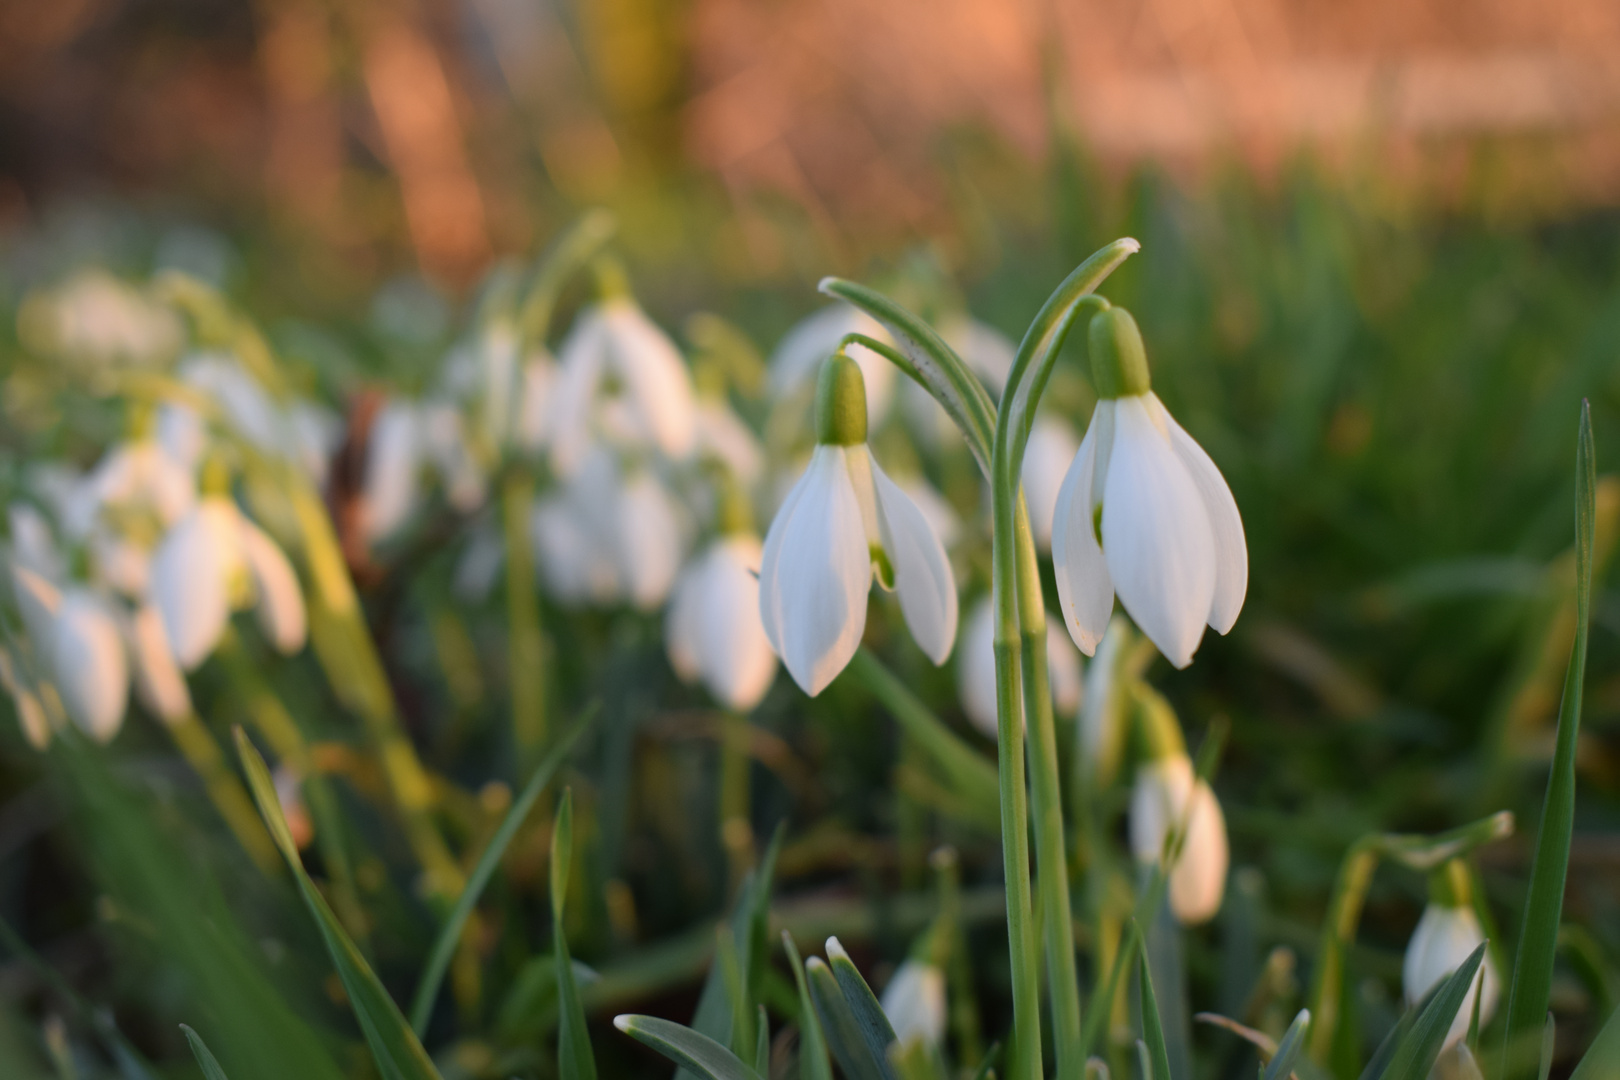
left=0, top=647, right=52, bottom=750
left=1052, top=392, right=1246, bottom=667
left=179, top=352, right=285, bottom=453
left=1078, top=616, right=1132, bottom=784
left=550, top=301, right=695, bottom=476
left=150, top=496, right=307, bottom=669
left=11, top=568, right=129, bottom=742
left=956, top=596, right=1082, bottom=740
left=360, top=400, right=425, bottom=544
left=1129, top=753, right=1228, bottom=924
left=8, top=503, right=66, bottom=582
left=615, top=467, right=686, bottom=611
left=127, top=603, right=192, bottom=724
left=71, top=439, right=198, bottom=596
left=665, top=535, right=777, bottom=711
left=770, top=305, right=895, bottom=430
left=515, top=353, right=559, bottom=455
left=1020, top=417, right=1079, bottom=552
left=286, top=401, right=342, bottom=488
left=1404, top=903, right=1499, bottom=1049
left=692, top=398, right=764, bottom=487
left=880, top=959, right=947, bottom=1048
left=21, top=270, right=182, bottom=367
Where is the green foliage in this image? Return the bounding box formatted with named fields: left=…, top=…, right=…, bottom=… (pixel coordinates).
left=552, top=790, right=597, bottom=1080
left=180, top=1025, right=231, bottom=1080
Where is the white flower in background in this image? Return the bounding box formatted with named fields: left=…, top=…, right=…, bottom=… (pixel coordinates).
left=179, top=352, right=285, bottom=453
left=515, top=352, right=558, bottom=455
left=0, top=647, right=52, bottom=750
left=8, top=503, right=66, bottom=582
left=666, top=533, right=777, bottom=712
left=126, top=603, right=192, bottom=724
left=1129, top=753, right=1228, bottom=924
left=691, top=398, right=765, bottom=487
left=770, top=305, right=895, bottom=430
left=1404, top=868, right=1500, bottom=1049
left=1052, top=307, right=1246, bottom=667
left=287, top=401, right=343, bottom=488
left=170, top=353, right=340, bottom=485
left=360, top=399, right=425, bottom=544
left=10, top=568, right=129, bottom=742
left=150, top=496, right=307, bottom=669
left=1020, top=417, right=1079, bottom=552
left=1078, top=616, right=1132, bottom=784
left=880, top=959, right=947, bottom=1048
left=70, top=439, right=197, bottom=596
left=956, top=596, right=1082, bottom=740
left=759, top=354, right=958, bottom=696
left=615, top=468, right=686, bottom=611
left=20, top=270, right=182, bottom=367
left=896, top=476, right=961, bottom=551
left=550, top=301, right=695, bottom=476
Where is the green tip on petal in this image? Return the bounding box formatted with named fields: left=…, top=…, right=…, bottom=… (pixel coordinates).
left=815, top=352, right=868, bottom=446
left=1428, top=858, right=1474, bottom=908
left=1089, top=306, right=1151, bottom=399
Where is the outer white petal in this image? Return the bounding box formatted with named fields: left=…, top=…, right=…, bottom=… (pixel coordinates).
left=1045, top=619, right=1084, bottom=719
left=1129, top=755, right=1191, bottom=863
left=871, top=459, right=958, bottom=665
left=955, top=597, right=999, bottom=739
left=89, top=533, right=150, bottom=597
left=151, top=504, right=234, bottom=670
left=1169, top=778, right=1228, bottom=924
left=362, top=401, right=424, bottom=542
left=129, top=603, right=192, bottom=724
left=1404, top=905, right=1500, bottom=1048
left=896, top=477, right=960, bottom=551
left=1151, top=394, right=1247, bottom=635
left=53, top=591, right=129, bottom=742
left=1050, top=412, right=1114, bottom=655
left=238, top=519, right=307, bottom=655
left=422, top=403, right=487, bottom=512
left=614, top=470, right=684, bottom=611
left=768, top=306, right=894, bottom=427
left=549, top=309, right=610, bottom=477
left=1101, top=396, right=1216, bottom=669
left=697, top=536, right=777, bottom=711
left=664, top=559, right=705, bottom=682
left=532, top=494, right=619, bottom=605
left=757, top=446, right=869, bottom=695
left=603, top=301, right=696, bottom=460
left=1021, top=417, right=1080, bottom=551
left=880, top=960, right=947, bottom=1048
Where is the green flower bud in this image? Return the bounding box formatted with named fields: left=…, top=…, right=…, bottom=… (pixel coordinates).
left=1089, top=306, right=1151, bottom=399
left=815, top=352, right=868, bottom=446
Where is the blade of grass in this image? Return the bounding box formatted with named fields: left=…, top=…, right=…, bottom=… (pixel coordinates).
left=551, top=790, right=596, bottom=1080
left=1500, top=402, right=1596, bottom=1078
left=1380, top=942, right=1487, bottom=1080
left=783, top=933, right=834, bottom=1080
left=826, top=937, right=901, bottom=1075
left=1263, top=1011, right=1311, bottom=1080
left=808, top=956, right=892, bottom=1080
left=408, top=706, right=595, bottom=1035
left=1138, top=948, right=1172, bottom=1080
left=1569, top=1003, right=1620, bottom=1079
left=235, top=728, right=443, bottom=1080
left=613, top=1015, right=762, bottom=1080
left=180, top=1026, right=230, bottom=1080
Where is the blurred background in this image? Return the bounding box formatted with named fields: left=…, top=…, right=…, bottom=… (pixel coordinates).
left=4, top=0, right=1620, bottom=1076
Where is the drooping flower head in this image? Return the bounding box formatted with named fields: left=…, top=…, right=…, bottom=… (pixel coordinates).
left=1052, top=305, right=1247, bottom=667
left=1403, top=859, right=1500, bottom=1050
left=759, top=352, right=958, bottom=696
left=1127, top=685, right=1228, bottom=924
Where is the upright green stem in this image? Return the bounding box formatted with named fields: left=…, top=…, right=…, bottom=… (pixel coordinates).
left=719, top=711, right=754, bottom=894
left=1014, top=495, right=1084, bottom=1074
left=502, top=470, right=548, bottom=766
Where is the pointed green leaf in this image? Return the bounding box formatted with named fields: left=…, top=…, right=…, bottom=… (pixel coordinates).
left=1380, top=942, right=1487, bottom=1080
left=1263, top=1011, right=1311, bottom=1080
left=1570, top=1004, right=1620, bottom=1079
left=1138, top=949, right=1172, bottom=1080
left=753, top=1005, right=769, bottom=1077
left=827, top=938, right=901, bottom=1076
left=783, top=933, right=834, bottom=1080
left=808, top=956, right=892, bottom=1080
left=614, top=1015, right=762, bottom=1080
left=552, top=790, right=597, bottom=1080
left=1502, top=402, right=1595, bottom=1077
left=235, top=729, right=443, bottom=1080
left=409, top=707, right=594, bottom=1034
left=181, top=1026, right=230, bottom=1080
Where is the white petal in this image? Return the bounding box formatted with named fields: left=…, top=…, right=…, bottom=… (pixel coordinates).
left=151, top=505, right=233, bottom=669
left=532, top=494, right=620, bottom=605
left=1152, top=394, right=1248, bottom=635
left=615, top=470, right=684, bottom=611
left=871, top=460, right=958, bottom=665
left=1021, top=417, right=1080, bottom=551
left=129, top=603, right=192, bottom=723
left=362, top=401, right=423, bottom=543
left=1169, top=779, right=1227, bottom=924
left=603, top=302, right=696, bottom=460
left=1045, top=619, right=1083, bottom=718
left=664, top=560, right=705, bottom=682
left=0, top=648, right=52, bottom=750
left=757, top=446, right=869, bottom=695
left=11, top=566, right=63, bottom=647
left=238, top=519, right=307, bottom=655
left=1101, top=396, right=1216, bottom=669
left=8, top=503, right=65, bottom=581
left=1404, top=905, right=1499, bottom=1047
left=881, top=960, right=947, bottom=1048
left=896, top=477, right=960, bottom=551
left=53, top=592, right=129, bottom=742
left=1050, top=413, right=1114, bottom=655
left=696, top=537, right=777, bottom=711
left=955, top=597, right=999, bottom=739
left=549, top=309, right=610, bottom=477
left=516, top=353, right=558, bottom=453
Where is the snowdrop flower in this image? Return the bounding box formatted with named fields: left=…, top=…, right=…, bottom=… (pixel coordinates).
left=179, top=352, right=286, bottom=454
left=1021, top=417, right=1079, bottom=552
left=881, top=959, right=947, bottom=1048
left=956, top=596, right=1082, bottom=740
left=759, top=353, right=958, bottom=696
left=359, top=399, right=425, bottom=543
left=1129, top=750, right=1228, bottom=924
left=515, top=352, right=559, bottom=455
left=72, top=438, right=197, bottom=596
left=665, top=529, right=777, bottom=711
left=550, top=300, right=695, bottom=476
left=1404, top=862, right=1499, bottom=1049
left=8, top=503, right=66, bottom=582
left=127, top=603, right=192, bottom=724
left=770, top=305, right=895, bottom=430
left=20, top=270, right=182, bottom=368
left=422, top=402, right=488, bottom=512
left=11, top=568, right=129, bottom=742
left=150, top=493, right=307, bottom=669
left=1052, top=306, right=1246, bottom=667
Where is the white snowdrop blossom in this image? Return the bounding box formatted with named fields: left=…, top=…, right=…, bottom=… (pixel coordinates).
left=956, top=596, right=1082, bottom=740
left=665, top=535, right=777, bottom=711
left=22, top=271, right=182, bottom=368
left=11, top=568, right=129, bottom=742
left=759, top=354, right=958, bottom=696
left=1404, top=895, right=1500, bottom=1049
left=70, top=439, right=197, bottom=596
left=1129, top=753, right=1228, bottom=924
left=150, top=496, right=307, bottom=669
left=550, top=300, right=695, bottom=476
left=770, top=305, right=895, bottom=430
left=1052, top=307, right=1246, bottom=667
left=880, top=959, right=947, bottom=1048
